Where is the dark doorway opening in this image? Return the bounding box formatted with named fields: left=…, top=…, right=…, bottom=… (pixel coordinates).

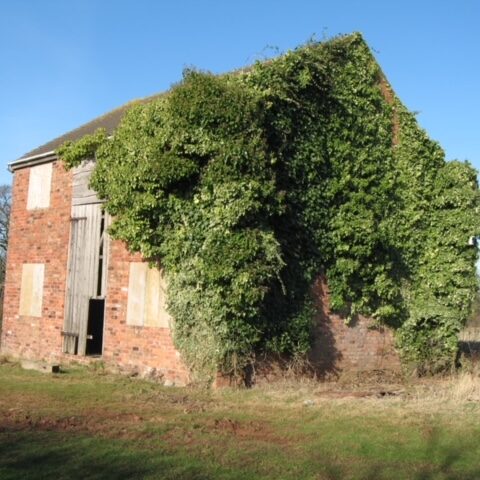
left=86, top=298, right=105, bottom=356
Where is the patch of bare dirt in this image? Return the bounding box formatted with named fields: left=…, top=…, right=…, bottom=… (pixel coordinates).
left=0, top=407, right=148, bottom=440
left=159, top=416, right=290, bottom=450
left=210, top=417, right=275, bottom=439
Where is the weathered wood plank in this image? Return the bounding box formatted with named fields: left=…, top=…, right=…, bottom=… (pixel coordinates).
left=63, top=203, right=104, bottom=354
left=72, top=160, right=102, bottom=206
left=100, top=212, right=111, bottom=297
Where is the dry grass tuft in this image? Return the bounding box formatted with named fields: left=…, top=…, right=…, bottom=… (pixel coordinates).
left=459, top=327, right=480, bottom=342
left=450, top=372, right=480, bottom=401
left=405, top=365, right=480, bottom=410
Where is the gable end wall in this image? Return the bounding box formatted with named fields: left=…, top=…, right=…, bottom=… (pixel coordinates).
left=1, top=161, right=71, bottom=359
left=1, top=160, right=400, bottom=383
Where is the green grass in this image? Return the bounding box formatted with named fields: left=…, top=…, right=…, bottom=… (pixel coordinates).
left=1, top=362, right=480, bottom=479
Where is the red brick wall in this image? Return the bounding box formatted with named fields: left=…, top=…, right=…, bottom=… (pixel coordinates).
left=309, top=276, right=401, bottom=375
left=1, top=160, right=400, bottom=384
left=1, top=161, right=72, bottom=361
left=102, top=240, right=190, bottom=384
left=0, top=161, right=189, bottom=385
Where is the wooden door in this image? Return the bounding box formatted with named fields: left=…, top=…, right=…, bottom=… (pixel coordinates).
left=63, top=203, right=104, bottom=355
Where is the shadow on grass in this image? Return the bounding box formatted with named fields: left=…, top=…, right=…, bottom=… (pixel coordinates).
left=1, top=426, right=480, bottom=480
left=0, top=430, right=220, bottom=480
left=318, top=426, right=480, bottom=480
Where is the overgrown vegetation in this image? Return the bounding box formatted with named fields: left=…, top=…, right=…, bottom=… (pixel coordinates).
left=57, top=33, right=480, bottom=380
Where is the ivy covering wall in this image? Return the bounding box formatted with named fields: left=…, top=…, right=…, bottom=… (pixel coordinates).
left=58, top=33, right=480, bottom=380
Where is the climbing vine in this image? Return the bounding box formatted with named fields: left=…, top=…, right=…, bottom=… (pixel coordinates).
left=58, top=33, right=480, bottom=380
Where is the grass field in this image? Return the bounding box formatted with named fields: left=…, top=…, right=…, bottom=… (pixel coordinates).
left=0, top=360, right=479, bottom=479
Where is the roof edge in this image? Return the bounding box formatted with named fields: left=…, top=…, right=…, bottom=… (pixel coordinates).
left=9, top=150, right=57, bottom=172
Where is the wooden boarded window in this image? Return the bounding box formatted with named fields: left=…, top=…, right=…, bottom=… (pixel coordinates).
left=27, top=163, right=52, bottom=210
left=19, top=263, right=44, bottom=317
left=72, top=160, right=100, bottom=206
left=126, top=263, right=171, bottom=328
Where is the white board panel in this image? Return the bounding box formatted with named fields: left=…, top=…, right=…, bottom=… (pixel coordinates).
left=126, top=263, right=147, bottom=326
left=127, top=263, right=171, bottom=328
left=19, top=263, right=45, bottom=317
left=27, top=163, right=52, bottom=210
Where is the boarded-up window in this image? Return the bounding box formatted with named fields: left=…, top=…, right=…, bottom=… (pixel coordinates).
left=27, top=163, right=52, bottom=210
left=126, top=263, right=170, bottom=328
left=72, top=160, right=101, bottom=206
left=19, top=263, right=45, bottom=317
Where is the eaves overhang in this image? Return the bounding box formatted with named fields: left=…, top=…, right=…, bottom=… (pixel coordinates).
left=8, top=151, right=57, bottom=173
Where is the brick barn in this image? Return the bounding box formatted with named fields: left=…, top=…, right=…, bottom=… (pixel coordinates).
left=0, top=97, right=400, bottom=386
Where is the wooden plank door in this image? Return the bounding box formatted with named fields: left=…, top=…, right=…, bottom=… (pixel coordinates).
left=63, top=203, right=103, bottom=355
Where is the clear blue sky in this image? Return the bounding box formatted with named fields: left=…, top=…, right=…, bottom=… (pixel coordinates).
left=0, top=0, right=478, bottom=186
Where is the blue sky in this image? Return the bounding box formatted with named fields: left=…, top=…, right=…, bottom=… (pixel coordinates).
left=0, top=0, right=478, bottom=187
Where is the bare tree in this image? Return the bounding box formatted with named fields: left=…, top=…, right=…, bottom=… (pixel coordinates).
left=0, top=185, right=11, bottom=328
left=0, top=185, right=11, bottom=261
